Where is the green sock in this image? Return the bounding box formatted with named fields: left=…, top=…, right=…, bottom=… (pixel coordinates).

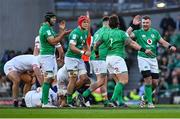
left=143, top=95, right=147, bottom=101
left=67, top=94, right=73, bottom=104
left=111, top=82, right=122, bottom=102
left=82, top=89, right=91, bottom=97
left=145, top=85, right=153, bottom=103
left=103, top=100, right=109, bottom=105
left=117, top=82, right=124, bottom=105
left=42, top=82, right=50, bottom=105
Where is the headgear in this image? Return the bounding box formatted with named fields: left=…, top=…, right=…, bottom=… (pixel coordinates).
left=44, top=12, right=56, bottom=23
left=78, top=16, right=89, bottom=28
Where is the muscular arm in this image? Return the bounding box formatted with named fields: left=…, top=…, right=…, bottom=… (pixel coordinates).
left=158, top=38, right=171, bottom=48
left=56, top=43, right=64, bottom=59
left=126, top=15, right=141, bottom=39
left=47, top=31, right=67, bottom=45
left=125, top=38, right=141, bottom=50
left=33, top=66, right=43, bottom=85
left=125, top=38, right=154, bottom=56
left=70, top=43, right=82, bottom=55
left=94, top=40, right=104, bottom=51
left=158, top=38, right=176, bottom=52
left=126, top=27, right=135, bottom=38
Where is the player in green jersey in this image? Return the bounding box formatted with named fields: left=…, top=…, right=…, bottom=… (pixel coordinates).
left=65, top=16, right=91, bottom=107
left=127, top=15, right=176, bottom=108
left=94, top=14, right=153, bottom=107
left=82, top=16, right=113, bottom=107
left=39, top=12, right=71, bottom=107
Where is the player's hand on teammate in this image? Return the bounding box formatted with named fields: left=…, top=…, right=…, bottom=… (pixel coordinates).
left=133, top=15, right=141, bottom=25
left=145, top=49, right=154, bottom=56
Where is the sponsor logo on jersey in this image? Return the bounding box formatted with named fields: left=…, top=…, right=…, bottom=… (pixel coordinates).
left=147, top=39, right=152, bottom=45
left=142, top=35, right=146, bottom=38
left=47, top=30, right=51, bottom=36
left=151, top=34, right=155, bottom=38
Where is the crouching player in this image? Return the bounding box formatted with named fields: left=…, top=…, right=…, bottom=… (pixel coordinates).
left=4, top=54, right=43, bottom=107
left=57, top=65, right=91, bottom=107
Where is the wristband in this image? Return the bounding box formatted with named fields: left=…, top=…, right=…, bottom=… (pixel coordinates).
left=140, top=47, right=146, bottom=52
left=130, top=24, right=139, bottom=30
left=55, top=43, right=62, bottom=48
left=94, top=50, right=99, bottom=55
left=168, top=45, right=172, bottom=49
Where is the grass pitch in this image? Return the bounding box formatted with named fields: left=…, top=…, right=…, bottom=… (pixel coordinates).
left=0, top=104, right=180, bottom=118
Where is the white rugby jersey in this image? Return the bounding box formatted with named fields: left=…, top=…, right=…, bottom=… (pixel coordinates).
left=7, top=55, right=40, bottom=72
left=25, top=88, right=57, bottom=107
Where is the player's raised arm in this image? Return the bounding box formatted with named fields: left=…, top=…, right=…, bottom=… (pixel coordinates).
left=126, top=15, right=141, bottom=38
left=47, top=20, right=71, bottom=45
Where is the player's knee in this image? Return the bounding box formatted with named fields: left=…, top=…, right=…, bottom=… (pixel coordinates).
left=141, top=70, right=151, bottom=78
left=68, top=70, right=78, bottom=79
left=151, top=73, right=159, bottom=79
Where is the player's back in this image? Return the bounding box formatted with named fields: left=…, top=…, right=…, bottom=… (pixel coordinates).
left=12, top=55, right=39, bottom=72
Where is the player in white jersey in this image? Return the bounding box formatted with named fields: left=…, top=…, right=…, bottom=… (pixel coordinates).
left=25, top=87, right=57, bottom=107
left=4, top=55, right=43, bottom=107
left=56, top=65, right=91, bottom=107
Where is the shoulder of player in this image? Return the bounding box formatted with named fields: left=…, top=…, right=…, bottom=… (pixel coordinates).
left=149, top=28, right=159, bottom=33
left=134, top=28, right=143, bottom=33
left=40, top=24, right=51, bottom=33
left=69, top=28, right=80, bottom=36
left=111, top=28, right=126, bottom=34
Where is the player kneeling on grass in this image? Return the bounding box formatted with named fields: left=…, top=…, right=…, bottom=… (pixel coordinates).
left=57, top=65, right=91, bottom=107
left=4, top=55, right=43, bottom=107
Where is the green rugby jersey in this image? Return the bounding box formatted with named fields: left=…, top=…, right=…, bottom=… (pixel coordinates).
left=39, top=23, right=56, bottom=55
left=133, top=28, right=161, bottom=58
left=65, top=27, right=88, bottom=59
left=102, top=28, right=129, bottom=59
left=90, top=26, right=110, bottom=60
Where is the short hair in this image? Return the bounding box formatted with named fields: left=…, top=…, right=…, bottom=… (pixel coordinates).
left=142, top=15, right=151, bottom=20
left=109, top=14, right=119, bottom=29
left=102, top=16, right=109, bottom=22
